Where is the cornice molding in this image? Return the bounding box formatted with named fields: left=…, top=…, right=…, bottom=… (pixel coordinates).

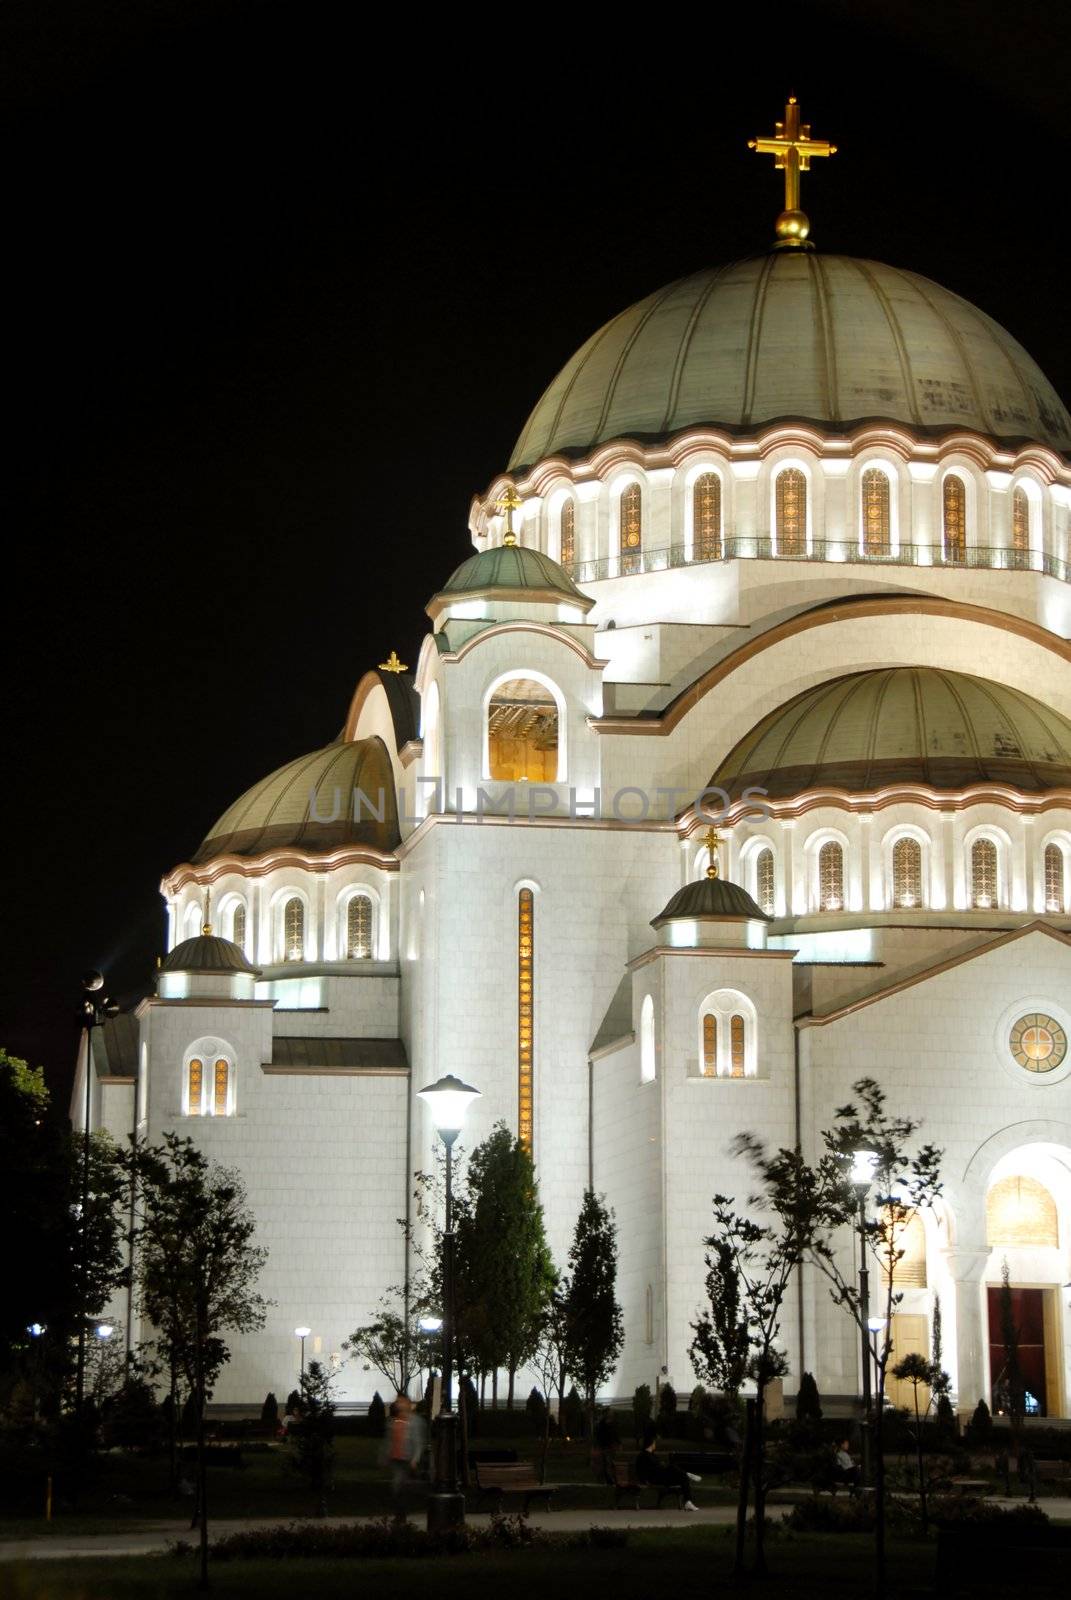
left=162, top=845, right=400, bottom=895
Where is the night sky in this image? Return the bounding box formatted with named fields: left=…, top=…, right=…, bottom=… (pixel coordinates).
left=4, top=0, right=1070, bottom=1108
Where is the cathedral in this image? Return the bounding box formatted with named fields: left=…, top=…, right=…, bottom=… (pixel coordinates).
left=75, top=102, right=1071, bottom=1419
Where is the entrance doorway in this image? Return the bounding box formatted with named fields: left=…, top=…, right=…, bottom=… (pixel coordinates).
left=885, top=1314, right=930, bottom=1410
left=987, top=1286, right=1051, bottom=1416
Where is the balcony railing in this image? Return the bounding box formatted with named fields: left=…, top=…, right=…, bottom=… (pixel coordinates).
left=564, top=538, right=1071, bottom=586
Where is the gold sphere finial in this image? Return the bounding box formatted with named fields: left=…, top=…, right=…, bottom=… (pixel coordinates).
left=702, top=826, right=721, bottom=879
left=775, top=209, right=810, bottom=244
left=497, top=485, right=523, bottom=547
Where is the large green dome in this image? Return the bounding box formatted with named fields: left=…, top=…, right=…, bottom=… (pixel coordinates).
left=193, top=737, right=399, bottom=863
left=510, top=255, right=1071, bottom=469
left=428, top=542, right=593, bottom=617
left=713, top=668, right=1071, bottom=800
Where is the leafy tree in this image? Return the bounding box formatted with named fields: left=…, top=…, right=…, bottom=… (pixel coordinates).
left=563, top=1190, right=623, bottom=1439
left=344, top=1292, right=419, bottom=1397
left=796, top=1372, right=823, bottom=1424
left=289, top=1360, right=337, bottom=1516
left=130, top=1134, right=267, bottom=1591
left=889, top=1353, right=937, bottom=1529
left=690, top=1231, right=751, bottom=1402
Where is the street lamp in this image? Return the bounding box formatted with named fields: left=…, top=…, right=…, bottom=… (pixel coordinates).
left=295, top=1326, right=311, bottom=1382
left=851, top=1149, right=879, bottom=1481
left=95, top=1324, right=115, bottom=1341
left=75, top=970, right=119, bottom=1417
left=417, top=1073, right=481, bottom=1533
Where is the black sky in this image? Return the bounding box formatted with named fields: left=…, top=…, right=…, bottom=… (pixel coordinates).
left=4, top=0, right=1070, bottom=1107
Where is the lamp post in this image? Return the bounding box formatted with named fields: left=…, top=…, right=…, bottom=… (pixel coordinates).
left=850, top=1148, right=879, bottom=1483
left=76, top=970, right=119, bottom=1417
left=418, top=1315, right=443, bottom=1407
left=417, top=1073, right=481, bottom=1533
left=295, top=1326, right=311, bottom=1384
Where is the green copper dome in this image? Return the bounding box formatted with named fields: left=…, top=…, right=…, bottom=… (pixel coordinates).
left=510, top=255, right=1071, bottom=469
left=429, top=543, right=593, bottom=616
left=193, top=737, right=399, bottom=864
left=713, top=668, right=1071, bottom=800
left=161, top=935, right=258, bottom=975
left=652, top=876, right=769, bottom=927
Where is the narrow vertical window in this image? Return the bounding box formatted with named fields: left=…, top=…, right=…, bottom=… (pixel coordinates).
left=943, top=476, right=966, bottom=562
left=284, top=897, right=304, bottom=961
left=730, top=1015, right=746, bottom=1079
left=619, top=482, right=642, bottom=575
left=861, top=467, right=890, bottom=555
left=232, top=903, right=246, bottom=950
left=756, top=847, right=775, bottom=916
left=518, top=888, right=534, bottom=1150
left=187, top=1058, right=204, bottom=1116
left=560, top=499, right=575, bottom=568
left=971, top=838, right=998, bottom=908
left=1044, top=843, right=1065, bottom=912
left=775, top=468, right=806, bottom=556
left=702, top=1013, right=717, bottom=1077
left=818, top=841, right=844, bottom=911
left=213, top=1058, right=230, bottom=1116
left=693, top=472, right=722, bottom=562
left=892, top=837, right=923, bottom=909
left=1011, top=487, right=1029, bottom=564
left=347, top=894, right=372, bottom=959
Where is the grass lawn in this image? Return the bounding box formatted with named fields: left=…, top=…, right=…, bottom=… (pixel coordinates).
left=0, top=1527, right=955, bottom=1600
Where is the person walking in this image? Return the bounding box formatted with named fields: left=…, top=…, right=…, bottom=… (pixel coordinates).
left=383, top=1394, right=426, bottom=1515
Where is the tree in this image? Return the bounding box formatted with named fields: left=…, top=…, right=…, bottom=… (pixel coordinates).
left=260, top=1392, right=279, bottom=1432
left=795, top=1372, right=822, bottom=1424
left=530, top=1285, right=570, bottom=1482
left=131, top=1134, right=267, bottom=1591
left=632, top=1383, right=652, bottom=1443
left=690, top=1232, right=751, bottom=1403
left=289, top=1360, right=337, bottom=1516
left=563, top=1190, right=623, bottom=1439
left=344, top=1291, right=419, bottom=1397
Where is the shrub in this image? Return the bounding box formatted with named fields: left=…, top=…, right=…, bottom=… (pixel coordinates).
left=561, top=1386, right=585, bottom=1439
left=366, top=1392, right=386, bottom=1435
left=787, top=1496, right=876, bottom=1534
left=935, top=1393, right=958, bottom=1443
left=632, top=1384, right=652, bottom=1441
left=525, top=1387, right=547, bottom=1432
left=288, top=1362, right=337, bottom=1517
left=173, top=1514, right=631, bottom=1563
left=964, top=1398, right=993, bottom=1447
left=260, top=1392, right=279, bottom=1431
left=286, top=1389, right=301, bottom=1415
left=931, top=1496, right=1048, bottom=1528
left=796, top=1372, right=823, bottom=1423
left=657, top=1382, right=677, bottom=1430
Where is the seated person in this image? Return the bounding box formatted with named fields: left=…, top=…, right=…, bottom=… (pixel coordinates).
left=634, top=1424, right=700, bottom=1510
left=833, top=1439, right=861, bottom=1490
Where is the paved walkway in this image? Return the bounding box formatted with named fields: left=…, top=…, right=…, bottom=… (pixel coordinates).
left=3, top=1496, right=1069, bottom=1562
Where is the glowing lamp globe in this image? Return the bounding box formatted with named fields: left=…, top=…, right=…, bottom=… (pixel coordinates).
left=418, top=1074, right=481, bottom=1136
left=850, top=1149, right=880, bottom=1197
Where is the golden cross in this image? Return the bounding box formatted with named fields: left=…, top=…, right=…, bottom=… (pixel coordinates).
left=703, top=826, right=721, bottom=880
left=748, top=96, right=836, bottom=250
left=497, top=485, right=523, bottom=547
left=378, top=650, right=409, bottom=673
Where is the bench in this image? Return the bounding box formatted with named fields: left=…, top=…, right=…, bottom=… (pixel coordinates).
left=607, top=1458, right=687, bottom=1511
left=1036, top=1459, right=1071, bottom=1483
left=472, top=1461, right=557, bottom=1514
left=947, top=1477, right=992, bottom=1495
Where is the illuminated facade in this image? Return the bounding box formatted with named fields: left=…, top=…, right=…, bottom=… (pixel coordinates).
left=75, top=131, right=1071, bottom=1419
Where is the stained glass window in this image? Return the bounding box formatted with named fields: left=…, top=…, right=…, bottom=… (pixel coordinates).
left=620, top=482, right=642, bottom=575
left=1011, top=487, right=1030, bottom=557
left=284, top=897, right=304, bottom=961
left=729, top=1015, right=746, bottom=1079
left=818, top=841, right=844, bottom=911
left=702, top=1013, right=717, bottom=1077
left=213, top=1058, right=230, bottom=1116
left=756, top=848, right=775, bottom=916
left=1009, top=1013, right=1067, bottom=1076
left=693, top=473, right=722, bottom=562
left=943, top=476, right=966, bottom=562
left=1045, top=843, right=1065, bottom=913
left=518, top=888, right=534, bottom=1150
left=776, top=468, right=806, bottom=556
left=347, top=894, right=372, bottom=959
left=861, top=467, right=890, bottom=555
left=560, top=499, right=575, bottom=568
left=892, top=837, right=923, bottom=908
left=232, top=902, right=246, bottom=950
left=187, top=1058, right=203, bottom=1115
left=970, top=838, right=998, bottom=908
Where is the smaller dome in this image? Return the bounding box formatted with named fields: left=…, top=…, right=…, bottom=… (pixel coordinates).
left=652, top=876, right=769, bottom=927
left=161, top=935, right=258, bottom=975
left=427, top=543, right=593, bottom=619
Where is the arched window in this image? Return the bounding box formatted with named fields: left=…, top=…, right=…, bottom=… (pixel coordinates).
left=231, top=902, right=246, bottom=950
left=818, top=841, right=844, bottom=912
left=184, top=903, right=201, bottom=941
left=775, top=468, right=807, bottom=556
left=487, top=677, right=560, bottom=782
left=1011, top=486, right=1030, bottom=562
left=640, top=994, right=656, bottom=1084
left=970, top=838, right=998, bottom=909
left=892, top=837, right=923, bottom=909
left=283, top=897, right=305, bottom=961
left=754, top=846, right=776, bottom=916
left=729, top=1015, right=746, bottom=1079
left=518, top=888, right=534, bottom=1150
left=187, top=1058, right=204, bottom=1116
left=213, top=1058, right=230, bottom=1116
left=693, top=472, right=722, bottom=562
left=942, top=475, right=966, bottom=562
left=560, top=499, right=576, bottom=568
left=881, top=1208, right=927, bottom=1287
left=347, top=893, right=373, bottom=959
left=987, top=1176, right=1058, bottom=1249
left=1045, top=843, right=1066, bottom=912
left=619, top=482, right=642, bottom=575
left=701, top=1014, right=717, bottom=1077
left=861, top=467, right=891, bottom=555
